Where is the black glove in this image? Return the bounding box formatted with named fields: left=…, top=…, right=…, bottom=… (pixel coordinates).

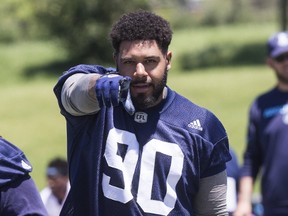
left=95, top=73, right=135, bottom=115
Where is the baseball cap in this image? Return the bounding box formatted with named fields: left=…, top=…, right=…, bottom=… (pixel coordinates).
left=267, top=32, right=288, bottom=58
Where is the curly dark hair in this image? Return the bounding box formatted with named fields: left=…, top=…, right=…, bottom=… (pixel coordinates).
left=110, top=10, right=173, bottom=55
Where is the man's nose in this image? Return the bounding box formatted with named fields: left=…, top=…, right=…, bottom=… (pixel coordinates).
left=134, top=63, right=147, bottom=76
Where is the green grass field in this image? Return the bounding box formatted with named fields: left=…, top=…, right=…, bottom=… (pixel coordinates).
left=0, top=22, right=278, bottom=190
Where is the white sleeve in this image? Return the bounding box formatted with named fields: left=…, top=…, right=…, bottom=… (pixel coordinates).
left=61, top=73, right=101, bottom=116
left=193, top=170, right=228, bottom=216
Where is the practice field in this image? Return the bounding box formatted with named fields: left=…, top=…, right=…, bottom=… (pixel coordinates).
left=0, top=22, right=277, bottom=190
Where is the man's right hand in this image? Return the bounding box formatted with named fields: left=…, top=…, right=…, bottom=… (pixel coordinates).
left=95, top=73, right=135, bottom=115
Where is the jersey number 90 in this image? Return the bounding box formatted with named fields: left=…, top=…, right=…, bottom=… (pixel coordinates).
left=102, top=128, right=184, bottom=215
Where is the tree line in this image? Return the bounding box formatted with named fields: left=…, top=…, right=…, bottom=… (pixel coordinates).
left=0, top=0, right=283, bottom=65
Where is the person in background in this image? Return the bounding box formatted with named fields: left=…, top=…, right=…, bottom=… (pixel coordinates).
left=0, top=136, right=48, bottom=215
left=234, top=31, right=288, bottom=216
left=54, top=10, right=231, bottom=215
left=40, top=157, right=69, bottom=216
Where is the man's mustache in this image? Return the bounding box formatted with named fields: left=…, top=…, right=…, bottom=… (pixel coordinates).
left=131, top=79, right=150, bottom=85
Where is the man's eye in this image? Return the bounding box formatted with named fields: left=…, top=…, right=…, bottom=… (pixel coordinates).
left=123, top=60, right=134, bottom=65
left=145, top=59, right=156, bottom=64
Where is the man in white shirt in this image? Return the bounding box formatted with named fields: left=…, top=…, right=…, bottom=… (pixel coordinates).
left=40, top=157, right=70, bottom=216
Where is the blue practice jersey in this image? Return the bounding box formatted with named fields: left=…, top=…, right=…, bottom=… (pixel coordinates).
left=0, top=137, right=48, bottom=215
left=54, top=64, right=231, bottom=216
left=241, top=87, right=288, bottom=215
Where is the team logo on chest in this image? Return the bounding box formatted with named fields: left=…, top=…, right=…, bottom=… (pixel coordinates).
left=134, top=112, right=148, bottom=123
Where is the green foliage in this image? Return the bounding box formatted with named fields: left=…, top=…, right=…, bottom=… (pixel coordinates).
left=156, top=0, right=277, bottom=29
left=0, top=0, right=280, bottom=65
left=0, top=40, right=68, bottom=84
left=170, top=23, right=275, bottom=71
left=0, top=0, right=40, bottom=42
left=35, top=0, right=150, bottom=64
left=179, top=42, right=266, bottom=70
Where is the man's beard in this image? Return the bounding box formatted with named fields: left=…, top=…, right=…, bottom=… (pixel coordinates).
left=132, top=69, right=168, bottom=110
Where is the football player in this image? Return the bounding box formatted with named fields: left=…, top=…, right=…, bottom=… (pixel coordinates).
left=54, top=10, right=231, bottom=216
left=235, top=32, right=288, bottom=216
left=0, top=136, right=48, bottom=215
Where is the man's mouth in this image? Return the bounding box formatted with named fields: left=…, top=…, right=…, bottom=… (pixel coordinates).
left=131, top=82, right=151, bottom=94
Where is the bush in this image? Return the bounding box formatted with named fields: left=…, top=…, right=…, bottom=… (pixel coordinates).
left=179, top=42, right=266, bottom=71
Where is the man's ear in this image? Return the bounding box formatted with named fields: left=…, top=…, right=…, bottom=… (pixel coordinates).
left=166, top=51, right=172, bottom=70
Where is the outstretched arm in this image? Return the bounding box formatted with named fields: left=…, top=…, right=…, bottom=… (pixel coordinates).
left=61, top=72, right=134, bottom=116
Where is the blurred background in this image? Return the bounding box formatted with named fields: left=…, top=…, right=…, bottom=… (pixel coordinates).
left=0, top=0, right=284, bottom=193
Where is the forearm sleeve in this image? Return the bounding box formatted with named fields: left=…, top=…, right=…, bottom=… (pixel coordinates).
left=193, top=170, right=228, bottom=216
left=61, top=73, right=101, bottom=116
